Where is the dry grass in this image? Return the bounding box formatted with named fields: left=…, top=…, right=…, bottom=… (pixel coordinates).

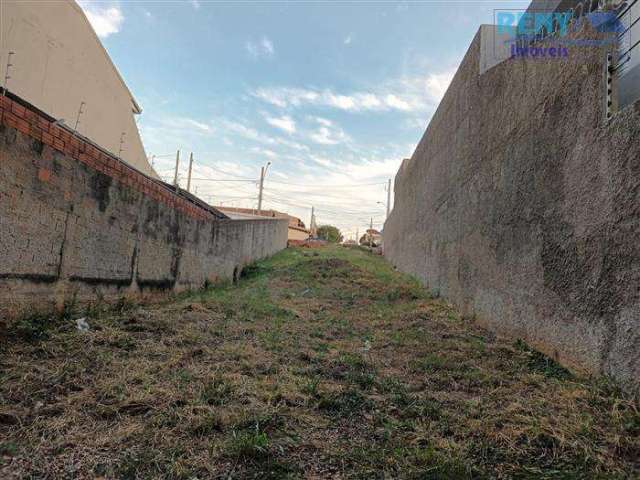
left=0, top=246, right=638, bottom=479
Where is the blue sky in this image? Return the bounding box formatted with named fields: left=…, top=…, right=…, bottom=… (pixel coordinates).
left=79, top=0, right=529, bottom=238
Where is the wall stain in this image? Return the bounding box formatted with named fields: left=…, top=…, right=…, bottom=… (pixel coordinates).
left=89, top=171, right=112, bottom=212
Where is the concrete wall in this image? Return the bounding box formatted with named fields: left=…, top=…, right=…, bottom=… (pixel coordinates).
left=0, top=0, right=156, bottom=177
left=0, top=93, right=288, bottom=321
left=288, top=227, right=310, bottom=241
left=385, top=27, right=640, bottom=387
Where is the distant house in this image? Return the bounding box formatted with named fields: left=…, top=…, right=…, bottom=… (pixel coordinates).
left=215, top=207, right=310, bottom=241
left=359, top=228, right=383, bottom=247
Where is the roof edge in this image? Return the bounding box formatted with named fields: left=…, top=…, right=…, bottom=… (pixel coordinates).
left=69, top=0, right=143, bottom=114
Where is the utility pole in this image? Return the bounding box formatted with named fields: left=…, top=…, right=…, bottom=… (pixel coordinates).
left=173, top=150, right=180, bottom=187
left=369, top=217, right=373, bottom=248
left=258, top=166, right=265, bottom=211
left=257, top=161, right=271, bottom=212
left=186, top=152, right=194, bottom=192
left=309, top=206, right=315, bottom=239
left=356, top=228, right=359, bottom=244
left=386, top=178, right=391, bottom=219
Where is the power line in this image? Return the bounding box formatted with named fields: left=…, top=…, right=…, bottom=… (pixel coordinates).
left=262, top=192, right=384, bottom=215
left=266, top=179, right=387, bottom=188
left=189, top=178, right=255, bottom=183
left=262, top=195, right=385, bottom=221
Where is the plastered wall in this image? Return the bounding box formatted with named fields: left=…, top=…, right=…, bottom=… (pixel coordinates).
left=384, top=26, right=640, bottom=387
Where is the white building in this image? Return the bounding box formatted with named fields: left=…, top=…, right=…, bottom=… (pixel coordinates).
left=0, top=0, right=157, bottom=177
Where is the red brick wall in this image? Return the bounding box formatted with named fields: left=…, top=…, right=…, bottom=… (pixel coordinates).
left=0, top=94, right=211, bottom=221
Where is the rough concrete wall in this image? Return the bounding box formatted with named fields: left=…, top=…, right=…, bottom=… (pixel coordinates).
left=385, top=27, right=640, bottom=387
left=0, top=96, right=288, bottom=321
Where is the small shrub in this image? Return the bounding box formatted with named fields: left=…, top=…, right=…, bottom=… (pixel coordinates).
left=240, top=262, right=270, bottom=280
left=225, top=430, right=269, bottom=459
left=11, top=312, right=55, bottom=341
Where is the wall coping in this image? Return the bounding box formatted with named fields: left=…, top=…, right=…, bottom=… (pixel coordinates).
left=0, top=89, right=224, bottom=222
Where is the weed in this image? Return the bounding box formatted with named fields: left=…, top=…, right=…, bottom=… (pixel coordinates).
left=515, top=339, right=573, bottom=380
left=11, top=312, right=56, bottom=341
left=115, top=448, right=163, bottom=479
left=410, top=354, right=457, bottom=373
left=175, top=368, right=194, bottom=385
left=300, top=377, right=321, bottom=397
left=225, top=429, right=269, bottom=459
left=114, top=296, right=135, bottom=314
left=190, top=411, right=224, bottom=436
left=0, top=442, right=18, bottom=456
left=200, top=377, right=235, bottom=406
left=240, top=261, right=271, bottom=280
left=317, top=388, right=372, bottom=416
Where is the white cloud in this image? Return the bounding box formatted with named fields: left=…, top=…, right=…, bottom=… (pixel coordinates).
left=344, top=34, right=353, bottom=45
left=309, top=127, right=339, bottom=145
left=218, top=118, right=308, bottom=151
left=78, top=1, right=124, bottom=38
left=156, top=116, right=212, bottom=134
left=308, top=155, right=337, bottom=168
left=246, top=36, right=275, bottom=59
left=190, top=0, right=201, bottom=9
left=384, top=94, right=412, bottom=112
left=250, top=68, right=456, bottom=114
left=137, top=114, right=215, bottom=162
left=265, top=115, right=296, bottom=134
left=314, top=117, right=333, bottom=127
left=261, top=37, right=274, bottom=56
left=424, top=70, right=455, bottom=102
left=251, top=147, right=277, bottom=159
left=405, top=117, right=426, bottom=129
left=308, top=118, right=350, bottom=145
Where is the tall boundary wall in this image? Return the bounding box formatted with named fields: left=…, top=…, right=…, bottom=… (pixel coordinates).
left=385, top=27, right=640, bottom=387
left=0, top=92, right=288, bottom=322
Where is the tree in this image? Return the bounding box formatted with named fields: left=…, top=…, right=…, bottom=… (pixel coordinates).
left=317, top=225, right=343, bottom=243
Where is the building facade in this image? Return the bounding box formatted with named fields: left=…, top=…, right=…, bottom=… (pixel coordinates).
left=0, top=0, right=156, bottom=177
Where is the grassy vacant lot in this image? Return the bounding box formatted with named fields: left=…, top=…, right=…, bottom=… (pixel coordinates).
left=1, top=246, right=638, bottom=479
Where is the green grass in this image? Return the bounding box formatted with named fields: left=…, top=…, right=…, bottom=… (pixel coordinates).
left=0, top=245, right=637, bottom=478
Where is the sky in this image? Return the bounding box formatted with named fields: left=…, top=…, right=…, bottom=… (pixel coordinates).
left=78, top=0, right=529, bottom=240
